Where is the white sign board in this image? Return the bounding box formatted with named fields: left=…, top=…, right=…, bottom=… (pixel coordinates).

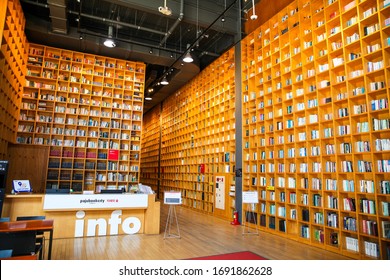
left=43, top=194, right=148, bottom=210
left=215, top=176, right=225, bottom=210
left=243, top=191, right=259, bottom=204
left=164, top=192, right=182, bottom=205
left=12, top=180, right=32, bottom=193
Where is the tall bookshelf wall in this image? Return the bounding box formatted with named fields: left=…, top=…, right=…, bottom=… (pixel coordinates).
left=160, top=48, right=236, bottom=215
left=242, top=0, right=390, bottom=259
left=0, top=0, right=27, bottom=159
left=17, top=43, right=145, bottom=193
left=140, top=105, right=161, bottom=193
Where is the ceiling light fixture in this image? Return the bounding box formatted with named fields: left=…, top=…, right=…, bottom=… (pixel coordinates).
left=221, top=0, right=226, bottom=22
left=158, top=0, right=172, bottom=16
left=250, top=0, right=258, bottom=20
left=149, top=48, right=153, bottom=54
left=183, top=44, right=193, bottom=63
left=145, top=95, right=152, bottom=100
left=104, top=26, right=116, bottom=48
left=161, top=76, right=169, bottom=85
left=183, top=52, right=193, bottom=63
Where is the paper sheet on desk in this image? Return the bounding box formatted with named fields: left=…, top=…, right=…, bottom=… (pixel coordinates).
left=139, top=184, right=154, bottom=194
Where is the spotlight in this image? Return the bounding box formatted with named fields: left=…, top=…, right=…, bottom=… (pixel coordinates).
left=149, top=48, right=153, bottom=54
left=221, top=15, right=225, bottom=22
left=158, top=0, right=172, bottom=16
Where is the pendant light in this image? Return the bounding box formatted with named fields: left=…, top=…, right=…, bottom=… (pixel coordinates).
left=183, top=44, right=193, bottom=63
left=104, top=26, right=116, bottom=48
left=250, top=0, right=258, bottom=20
left=161, top=76, right=169, bottom=85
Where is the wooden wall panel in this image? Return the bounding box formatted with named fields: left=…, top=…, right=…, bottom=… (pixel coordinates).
left=6, top=144, right=49, bottom=193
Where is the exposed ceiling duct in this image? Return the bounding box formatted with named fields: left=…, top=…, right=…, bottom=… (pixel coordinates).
left=159, top=0, right=184, bottom=47
left=48, top=0, right=68, bottom=34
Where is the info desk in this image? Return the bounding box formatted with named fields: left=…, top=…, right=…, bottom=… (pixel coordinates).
left=3, top=193, right=160, bottom=239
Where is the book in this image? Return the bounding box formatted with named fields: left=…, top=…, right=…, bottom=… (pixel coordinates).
left=382, top=221, right=390, bottom=238
left=108, top=149, right=118, bottom=160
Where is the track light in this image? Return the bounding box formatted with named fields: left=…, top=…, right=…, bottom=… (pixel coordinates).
left=161, top=76, right=169, bottom=85
left=104, top=26, right=116, bottom=48
left=149, top=48, right=153, bottom=54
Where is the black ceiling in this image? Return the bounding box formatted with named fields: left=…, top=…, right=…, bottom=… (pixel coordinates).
left=20, top=0, right=257, bottom=113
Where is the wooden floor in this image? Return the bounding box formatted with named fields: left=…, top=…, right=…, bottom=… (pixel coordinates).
left=50, top=205, right=351, bottom=260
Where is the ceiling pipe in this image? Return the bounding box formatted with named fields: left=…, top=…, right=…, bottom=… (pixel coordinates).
left=199, top=51, right=219, bottom=58
left=22, top=0, right=166, bottom=36
left=68, top=10, right=166, bottom=36
left=159, top=0, right=184, bottom=47
left=21, top=0, right=49, bottom=8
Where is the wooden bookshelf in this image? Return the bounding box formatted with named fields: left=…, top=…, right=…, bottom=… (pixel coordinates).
left=140, top=105, right=161, bottom=193
left=0, top=0, right=27, bottom=159
left=159, top=48, right=236, bottom=217
left=17, top=43, right=145, bottom=193
left=241, top=0, right=390, bottom=259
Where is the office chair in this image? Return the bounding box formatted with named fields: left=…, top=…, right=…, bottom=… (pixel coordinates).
left=0, top=231, right=40, bottom=259
left=16, top=216, right=46, bottom=259
left=0, top=217, right=10, bottom=222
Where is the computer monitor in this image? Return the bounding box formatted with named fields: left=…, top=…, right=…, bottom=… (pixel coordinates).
left=0, top=161, right=8, bottom=189
left=45, top=188, right=70, bottom=194
left=100, top=189, right=124, bottom=194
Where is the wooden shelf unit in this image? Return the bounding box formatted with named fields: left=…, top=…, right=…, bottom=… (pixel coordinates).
left=241, top=0, right=390, bottom=259
left=0, top=0, right=27, bottom=159
left=159, top=48, right=236, bottom=215
left=17, top=43, right=145, bottom=193
left=140, top=105, right=161, bottom=193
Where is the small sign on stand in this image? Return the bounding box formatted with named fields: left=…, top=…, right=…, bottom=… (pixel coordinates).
left=242, top=191, right=259, bottom=235
left=163, top=191, right=182, bottom=239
